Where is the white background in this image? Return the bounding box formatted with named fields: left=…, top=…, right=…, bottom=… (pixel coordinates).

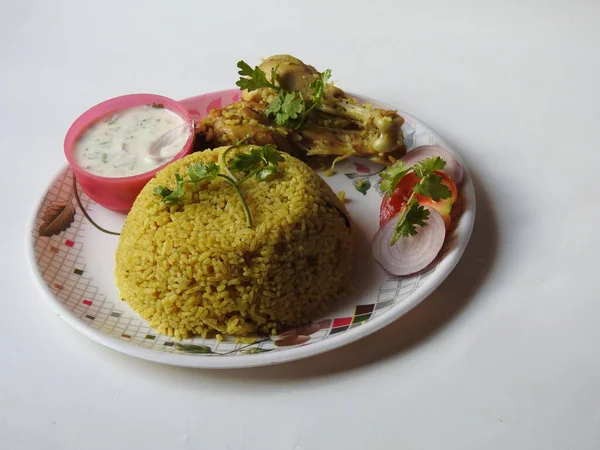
left=2, top=0, right=599, bottom=449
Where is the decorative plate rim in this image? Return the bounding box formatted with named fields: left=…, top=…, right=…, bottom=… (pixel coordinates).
left=26, top=91, right=476, bottom=369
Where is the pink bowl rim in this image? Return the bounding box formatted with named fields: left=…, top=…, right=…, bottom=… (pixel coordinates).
left=63, top=93, right=195, bottom=184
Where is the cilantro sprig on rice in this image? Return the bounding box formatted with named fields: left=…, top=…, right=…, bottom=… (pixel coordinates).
left=154, top=139, right=284, bottom=227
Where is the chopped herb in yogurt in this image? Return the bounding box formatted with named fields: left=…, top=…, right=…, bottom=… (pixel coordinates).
left=73, top=104, right=189, bottom=178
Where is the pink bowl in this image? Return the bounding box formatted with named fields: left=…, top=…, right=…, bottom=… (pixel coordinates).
left=64, top=93, right=194, bottom=214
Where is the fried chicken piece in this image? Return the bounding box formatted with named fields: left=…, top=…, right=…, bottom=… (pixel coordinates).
left=241, top=55, right=320, bottom=103
left=194, top=101, right=297, bottom=156
left=195, top=55, right=406, bottom=166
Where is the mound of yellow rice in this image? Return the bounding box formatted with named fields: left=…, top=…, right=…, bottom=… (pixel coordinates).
left=114, top=146, right=354, bottom=339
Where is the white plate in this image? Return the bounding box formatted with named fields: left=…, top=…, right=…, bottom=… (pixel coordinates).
left=28, top=89, right=475, bottom=368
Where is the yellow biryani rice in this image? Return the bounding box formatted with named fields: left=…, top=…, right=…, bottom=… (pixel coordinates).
left=114, top=146, right=354, bottom=340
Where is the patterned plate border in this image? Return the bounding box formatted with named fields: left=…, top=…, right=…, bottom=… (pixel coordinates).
left=27, top=90, right=476, bottom=368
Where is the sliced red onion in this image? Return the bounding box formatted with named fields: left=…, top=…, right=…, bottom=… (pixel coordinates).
left=400, top=145, right=464, bottom=185
left=372, top=207, right=446, bottom=276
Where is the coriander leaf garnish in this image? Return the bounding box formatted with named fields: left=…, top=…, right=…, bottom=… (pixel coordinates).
left=255, top=165, right=280, bottom=181
left=229, top=144, right=284, bottom=174
left=236, top=60, right=254, bottom=78
left=154, top=164, right=220, bottom=204
left=188, top=161, right=219, bottom=183
left=413, top=156, right=446, bottom=178
left=294, top=69, right=332, bottom=129
left=414, top=173, right=453, bottom=202
left=264, top=93, right=283, bottom=119
left=155, top=182, right=185, bottom=204
left=236, top=60, right=279, bottom=92
left=154, top=143, right=285, bottom=228
left=310, top=69, right=332, bottom=108
left=266, top=91, right=305, bottom=127
left=379, top=161, right=409, bottom=197
left=228, top=149, right=263, bottom=173
left=280, top=91, right=305, bottom=122
left=303, top=69, right=330, bottom=111
left=219, top=136, right=253, bottom=181
left=258, top=144, right=285, bottom=166
left=391, top=200, right=430, bottom=243
left=153, top=186, right=173, bottom=198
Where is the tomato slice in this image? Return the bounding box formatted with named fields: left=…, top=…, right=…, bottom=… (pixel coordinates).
left=379, top=171, right=458, bottom=229
left=380, top=173, right=417, bottom=227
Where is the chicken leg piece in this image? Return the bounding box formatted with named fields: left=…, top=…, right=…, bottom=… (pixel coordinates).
left=195, top=55, right=406, bottom=166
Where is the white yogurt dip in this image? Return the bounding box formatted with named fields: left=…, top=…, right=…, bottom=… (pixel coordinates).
left=73, top=104, right=190, bottom=178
